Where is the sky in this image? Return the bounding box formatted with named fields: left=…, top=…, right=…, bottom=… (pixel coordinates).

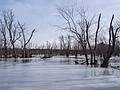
left=0, top=0, right=120, bottom=46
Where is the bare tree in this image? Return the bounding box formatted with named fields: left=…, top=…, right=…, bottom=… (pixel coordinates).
left=0, top=18, right=8, bottom=58
left=58, top=8, right=91, bottom=65
left=72, top=40, right=80, bottom=58
left=101, top=15, right=120, bottom=68
left=46, top=41, right=52, bottom=56
left=59, top=35, right=72, bottom=57
left=52, top=42, right=58, bottom=50
left=78, top=11, right=101, bottom=66
left=84, top=13, right=101, bottom=66
left=82, top=13, right=94, bottom=66
left=59, top=35, right=66, bottom=55
left=65, top=35, right=72, bottom=57
left=58, top=7, right=103, bottom=66
left=18, top=22, right=35, bottom=58
left=2, top=10, right=21, bottom=58
left=0, top=30, right=3, bottom=57
left=93, top=14, right=101, bottom=65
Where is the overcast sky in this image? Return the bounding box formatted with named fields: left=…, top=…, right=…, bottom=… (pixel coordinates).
left=0, top=0, right=120, bottom=45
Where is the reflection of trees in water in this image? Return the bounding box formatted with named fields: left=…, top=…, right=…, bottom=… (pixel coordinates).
left=21, top=59, right=31, bottom=63
left=60, top=58, right=71, bottom=64
left=101, top=68, right=116, bottom=76
left=83, top=67, right=89, bottom=78
left=102, top=69, right=111, bottom=75
left=82, top=67, right=97, bottom=78
left=88, top=68, right=97, bottom=77
left=83, top=68, right=115, bottom=78
left=11, top=58, right=32, bottom=63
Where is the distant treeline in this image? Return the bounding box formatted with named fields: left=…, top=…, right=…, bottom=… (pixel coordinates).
left=0, top=42, right=120, bottom=58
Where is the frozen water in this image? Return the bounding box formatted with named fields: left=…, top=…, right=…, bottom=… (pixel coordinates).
left=0, top=56, right=120, bottom=90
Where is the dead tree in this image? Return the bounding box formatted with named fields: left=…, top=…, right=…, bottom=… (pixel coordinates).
left=80, top=12, right=101, bottom=66
left=58, top=8, right=91, bottom=65
left=45, top=41, right=52, bottom=56
left=0, top=29, right=3, bottom=57
left=93, top=14, right=101, bottom=65
left=58, top=7, right=104, bottom=66
left=59, top=35, right=66, bottom=55
left=52, top=42, right=58, bottom=50
left=85, top=20, right=93, bottom=66
left=18, top=22, right=35, bottom=58
left=101, top=15, right=120, bottom=68
left=72, top=40, right=80, bottom=58
left=65, top=35, right=72, bottom=57
left=59, top=35, right=72, bottom=57
left=52, top=42, right=58, bottom=55
left=0, top=19, right=8, bottom=58
left=0, top=39, right=2, bottom=57
left=3, top=10, right=21, bottom=58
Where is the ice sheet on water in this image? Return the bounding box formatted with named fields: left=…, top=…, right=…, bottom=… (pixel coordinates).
left=0, top=56, right=120, bottom=90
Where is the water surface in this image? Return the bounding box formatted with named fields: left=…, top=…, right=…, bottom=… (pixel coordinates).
left=0, top=57, right=120, bottom=90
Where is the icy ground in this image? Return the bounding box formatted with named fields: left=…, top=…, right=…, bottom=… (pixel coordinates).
left=0, top=57, right=120, bottom=90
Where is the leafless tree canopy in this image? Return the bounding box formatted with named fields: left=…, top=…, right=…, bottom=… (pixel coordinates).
left=57, top=7, right=120, bottom=67
left=18, top=22, right=35, bottom=58
left=0, top=10, right=36, bottom=58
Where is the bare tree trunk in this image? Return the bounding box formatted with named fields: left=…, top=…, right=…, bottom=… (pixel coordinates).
left=101, top=15, right=120, bottom=68
left=82, top=44, right=89, bottom=65
left=86, top=22, right=93, bottom=66
left=93, top=14, right=101, bottom=66
left=84, top=50, right=89, bottom=65
left=4, top=43, right=7, bottom=58
left=22, top=46, right=26, bottom=58
left=12, top=43, right=17, bottom=58
left=18, top=22, right=35, bottom=58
